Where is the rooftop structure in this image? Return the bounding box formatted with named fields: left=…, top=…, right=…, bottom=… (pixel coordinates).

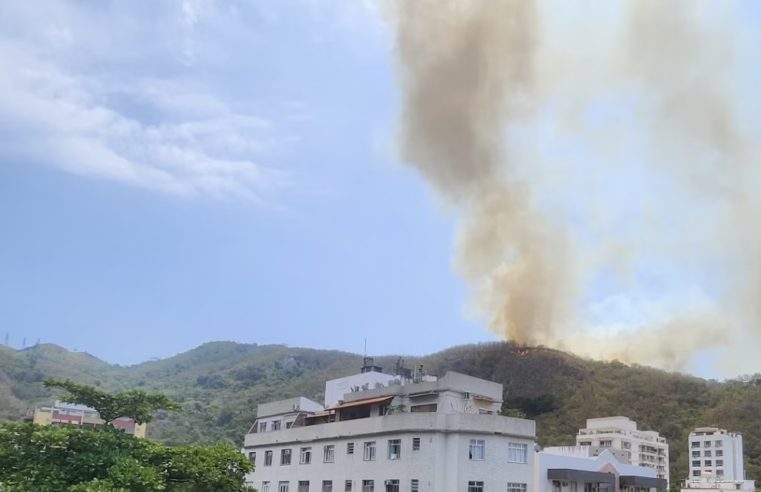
left=33, top=400, right=146, bottom=438
left=576, top=417, right=669, bottom=485
left=536, top=446, right=667, bottom=492
left=243, top=367, right=535, bottom=492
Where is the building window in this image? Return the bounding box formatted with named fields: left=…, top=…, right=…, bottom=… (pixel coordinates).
left=272, top=420, right=282, bottom=431
left=716, top=450, right=724, bottom=457
left=364, top=441, right=376, bottom=461
left=262, top=482, right=270, bottom=492
left=705, top=460, right=712, bottom=467
left=264, top=450, right=273, bottom=466
left=324, top=445, right=335, bottom=463
left=717, top=470, right=725, bottom=478
left=693, top=471, right=701, bottom=477
left=259, top=421, right=267, bottom=432
left=300, top=447, right=312, bottom=464
left=410, top=404, right=437, bottom=413
left=298, top=482, right=310, bottom=492
left=508, top=483, right=528, bottom=492
left=705, top=441, right=712, bottom=448
left=600, top=440, right=612, bottom=448
left=412, top=437, right=421, bottom=451
left=692, top=441, right=700, bottom=448
left=411, top=480, right=419, bottom=492
left=579, top=441, right=591, bottom=446
left=248, top=451, right=256, bottom=465
left=323, top=481, right=333, bottom=492
left=347, top=442, right=355, bottom=455
left=469, top=439, right=485, bottom=460
left=705, top=451, right=712, bottom=457
left=279, top=482, right=290, bottom=492
left=281, top=449, right=292, bottom=465
left=552, top=481, right=562, bottom=492
left=692, top=451, right=700, bottom=458
left=385, top=480, right=399, bottom=492
left=717, top=460, right=724, bottom=467
left=345, top=480, right=353, bottom=492
left=716, top=441, right=723, bottom=448
left=508, top=442, right=528, bottom=463
left=388, top=439, right=401, bottom=460
left=468, top=482, right=484, bottom=492
left=362, top=480, right=374, bottom=492
left=692, top=460, right=701, bottom=467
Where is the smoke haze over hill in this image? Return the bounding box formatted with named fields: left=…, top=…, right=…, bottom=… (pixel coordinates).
left=390, top=0, right=761, bottom=374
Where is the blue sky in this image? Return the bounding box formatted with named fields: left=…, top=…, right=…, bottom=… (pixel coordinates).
left=1, top=1, right=760, bottom=377
left=0, top=1, right=494, bottom=365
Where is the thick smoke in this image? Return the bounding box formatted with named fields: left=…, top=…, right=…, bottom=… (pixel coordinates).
left=391, top=0, right=761, bottom=373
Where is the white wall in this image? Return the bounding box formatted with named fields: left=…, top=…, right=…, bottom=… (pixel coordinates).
left=324, top=372, right=397, bottom=407
left=244, top=413, right=535, bottom=492
left=689, top=431, right=745, bottom=481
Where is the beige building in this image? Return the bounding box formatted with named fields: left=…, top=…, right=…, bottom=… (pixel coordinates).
left=33, top=400, right=146, bottom=438
left=576, top=417, right=669, bottom=485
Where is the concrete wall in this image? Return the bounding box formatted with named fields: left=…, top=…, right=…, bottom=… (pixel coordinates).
left=258, top=397, right=324, bottom=419
left=325, top=372, right=398, bottom=407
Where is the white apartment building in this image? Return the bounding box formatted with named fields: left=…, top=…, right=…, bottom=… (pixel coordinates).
left=682, top=427, right=754, bottom=492
left=535, top=446, right=667, bottom=492
left=242, top=368, right=536, bottom=492
left=576, top=417, right=669, bottom=485
left=688, top=428, right=745, bottom=481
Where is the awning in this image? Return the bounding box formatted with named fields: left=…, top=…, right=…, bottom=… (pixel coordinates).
left=331, top=395, right=394, bottom=410
left=548, top=469, right=615, bottom=485
left=620, top=476, right=668, bottom=490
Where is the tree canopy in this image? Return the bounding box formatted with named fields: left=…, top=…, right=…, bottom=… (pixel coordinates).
left=44, top=378, right=180, bottom=424
left=0, top=382, right=252, bottom=491
left=0, top=421, right=253, bottom=491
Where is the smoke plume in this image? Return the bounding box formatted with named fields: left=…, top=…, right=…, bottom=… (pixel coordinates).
left=391, top=0, right=761, bottom=374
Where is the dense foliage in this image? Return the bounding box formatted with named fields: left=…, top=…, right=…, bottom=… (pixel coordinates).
left=43, top=378, right=180, bottom=424
left=1, top=341, right=760, bottom=486
left=0, top=421, right=252, bottom=491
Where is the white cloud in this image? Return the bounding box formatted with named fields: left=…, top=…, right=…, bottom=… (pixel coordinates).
left=0, top=0, right=292, bottom=200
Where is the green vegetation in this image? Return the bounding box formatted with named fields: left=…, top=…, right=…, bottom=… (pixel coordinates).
left=1, top=341, right=760, bottom=485
left=43, top=378, right=180, bottom=424
left=0, top=422, right=252, bottom=491
left=0, top=382, right=252, bottom=491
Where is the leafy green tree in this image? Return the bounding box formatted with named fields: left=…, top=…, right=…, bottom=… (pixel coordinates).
left=0, top=422, right=253, bottom=491
left=0, top=382, right=252, bottom=491
left=44, top=378, right=180, bottom=424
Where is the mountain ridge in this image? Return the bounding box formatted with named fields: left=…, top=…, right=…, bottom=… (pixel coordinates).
left=1, top=340, right=760, bottom=485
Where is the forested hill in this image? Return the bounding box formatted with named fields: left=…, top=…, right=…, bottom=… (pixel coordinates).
left=1, top=341, right=760, bottom=484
